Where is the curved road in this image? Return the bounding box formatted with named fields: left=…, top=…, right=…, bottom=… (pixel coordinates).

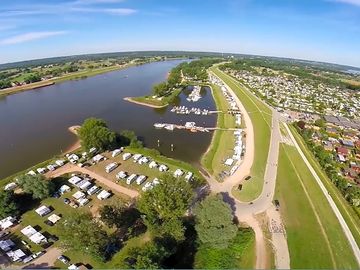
left=208, top=69, right=290, bottom=269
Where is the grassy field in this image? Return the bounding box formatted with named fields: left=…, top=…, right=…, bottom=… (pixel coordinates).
left=201, top=84, right=236, bottom=179
left=276, top=143, right=358, bottom=269
left=289, top=125, right=360, bottom=247
left=210, top=67, right=272, bottom=201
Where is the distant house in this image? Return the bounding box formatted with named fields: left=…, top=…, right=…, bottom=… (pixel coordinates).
left=336, top=147, right=349, bottom=157
left=355, top=141, right=360, bottom=149
left=337, top=154, right=346, bottom=163
left=323, top=141, right=333, bottom=151
left=340, top=139, right=355, bottom=148
left=350, top=163, right=360, bottom=173
left=344, top=168, right=358, bottom=179
left=326, top=127, right=338, bottom=135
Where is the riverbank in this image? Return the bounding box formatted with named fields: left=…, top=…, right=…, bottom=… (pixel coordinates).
left=123, top=97, right=168, bottom=108
left=65, top=125, right=81, bottom=153
left=0, top=62, right=138, bottom=98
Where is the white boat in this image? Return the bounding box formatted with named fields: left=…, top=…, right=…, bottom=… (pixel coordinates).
left=164, top=124, right=174, bottom=131
left=154, top=123, right=165, bottom=128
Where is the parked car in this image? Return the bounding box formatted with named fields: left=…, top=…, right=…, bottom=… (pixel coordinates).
left=22, top=256, right=34, bottom=264
left=32, top=250, right=46, bottom=259
left=58, top=255, right=70, bottom=264
left=44, top=220, right=54, bottom=226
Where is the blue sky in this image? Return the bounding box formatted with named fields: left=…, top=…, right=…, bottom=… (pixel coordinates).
left=0, top=0, right=359, bottom=67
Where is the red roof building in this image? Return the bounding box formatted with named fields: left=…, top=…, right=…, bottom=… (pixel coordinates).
left=336, top=147, right=349, bottom=156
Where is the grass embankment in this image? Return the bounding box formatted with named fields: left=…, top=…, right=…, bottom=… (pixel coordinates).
left=194, top=228, right=255, bottom=269
left=0, top=64, right=133, bottom=98
left=127, top=88, right=182, bottom=108
left=276, top=143, right=358, bottom=269
left=289, top=125, right=360, bottom=247
left=201, top=84, right=236, bottom=179
left=211, top=67, right=272, bottom=202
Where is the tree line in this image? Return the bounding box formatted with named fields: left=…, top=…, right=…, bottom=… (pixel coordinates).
left=295, top=121, right=360, bottom=208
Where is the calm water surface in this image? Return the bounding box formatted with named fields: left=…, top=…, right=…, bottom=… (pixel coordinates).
left=0, top=60, right=216, bottom=179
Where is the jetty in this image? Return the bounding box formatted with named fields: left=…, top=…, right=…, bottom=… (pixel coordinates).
left=154, top=122, right=243, bottom=133
left=187, top=85, right=202, bottom=102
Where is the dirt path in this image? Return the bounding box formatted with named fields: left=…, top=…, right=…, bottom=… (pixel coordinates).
left=46, top=163, right=139, bottom=199
left=22, top=247, right=62, bottom=269
left=209, top=69, right=290, bottom=269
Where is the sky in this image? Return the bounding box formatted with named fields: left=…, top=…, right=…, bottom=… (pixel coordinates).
left=0, top=0, right=359, bottom=67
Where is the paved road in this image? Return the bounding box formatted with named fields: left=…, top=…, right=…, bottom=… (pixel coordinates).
left=284, top=123, right=360, bottom=266
left=46, top=163, right=139, bottom=198
left=209, top=69, right=290, bottom=269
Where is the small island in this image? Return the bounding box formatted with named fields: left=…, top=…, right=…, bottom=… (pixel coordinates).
left=125, top=59, right=219, bottom=108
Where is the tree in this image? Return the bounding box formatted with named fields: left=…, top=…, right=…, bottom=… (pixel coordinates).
left=297, top=120, right=306, bottom=130
left=194, top=194, right=237, bottom=248
left=78, top=118, right=116, bottom=151
left=100, top=204, right=141, bottom=230
left=125, top=241, right=170, bottom=269
left=58, top=212, right=110, bottom=261
left=24, top=73, right=41, bottom=84
left=0, top=191, right=19, bottom=219
left=119, top=130, right=143, bottom=148
left=17, top=174, right=54, bottom=199
left=152, top=82, right=168, bottom=96
left=138, top=174, right=193, bottom=241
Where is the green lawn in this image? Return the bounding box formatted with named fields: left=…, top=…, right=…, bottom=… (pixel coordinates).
left=210, top=67, right=272, bottom=201
left=201, top=84, right=236, bottom=179
left=276, top=143, right=358, bottom=269
left=289, top=125, right=360, bottom=247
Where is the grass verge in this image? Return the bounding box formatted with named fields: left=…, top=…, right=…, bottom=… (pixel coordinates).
left=276, top=143, right=358, bottom=269
left=289, top=125, right=360, bottom=247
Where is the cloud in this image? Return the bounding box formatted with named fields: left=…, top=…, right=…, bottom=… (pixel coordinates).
left=330, top=0, right=360, bottom=6
left=0, top=31, right=67, bottom=45
left=0, top=0, right=136, bottom=18
left=71, top=7, right=137, bottom=15
left=72, top=0, right=125, bottom=4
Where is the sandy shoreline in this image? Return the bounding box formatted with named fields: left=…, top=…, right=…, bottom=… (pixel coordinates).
left=123, top=97, right=168, bottom=109
left=65, top=125, right=81, bottom=154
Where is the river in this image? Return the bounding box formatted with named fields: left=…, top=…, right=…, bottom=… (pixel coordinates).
left=0, top=60, right=216, bottom=179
